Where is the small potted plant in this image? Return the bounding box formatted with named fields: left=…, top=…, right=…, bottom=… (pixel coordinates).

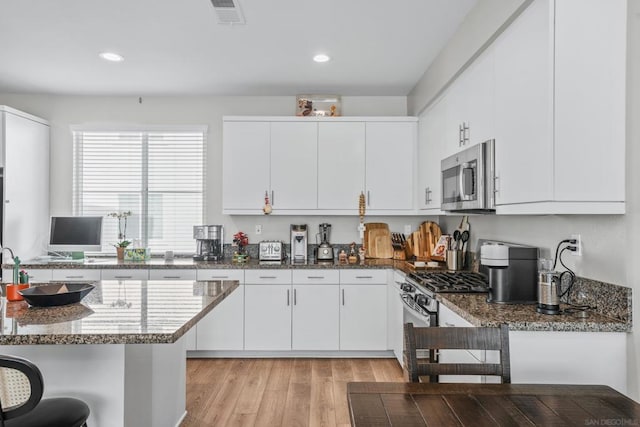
left=108, top=211, right=132, bottom=261
left=232, top=231, right=249, bottom=263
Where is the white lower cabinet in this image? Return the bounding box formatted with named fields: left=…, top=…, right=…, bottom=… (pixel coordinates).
left=195, top=270, right=245, bottom=351
left=438, top=303, right=485, bottom=383
left=101, top=269, right=149, bottom=280
left=148, top=270, right=197, bottom=280
left=292, top=284, right=340, bottom=350
left=388, top=272, right=404, bottom=364
left=244, top=270, right=293, bottom=351
left=244, top=284, right=292, bottom=350
left=339, top=269, right=388, bottom=351
left=291, top=270, right=340, bottom=351
left=3, top=268, right=52, bottom=283
left=51, top=269, right=101, bottom=282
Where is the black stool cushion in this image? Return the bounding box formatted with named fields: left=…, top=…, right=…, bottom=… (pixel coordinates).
left=5, top=397, right=90, bottom=427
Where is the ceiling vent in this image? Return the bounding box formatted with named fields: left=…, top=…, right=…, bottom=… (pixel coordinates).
left=210, top=0, right=246, bottom=25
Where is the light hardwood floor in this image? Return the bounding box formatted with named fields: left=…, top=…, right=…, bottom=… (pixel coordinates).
left=181, top=358, right=405, bottom=427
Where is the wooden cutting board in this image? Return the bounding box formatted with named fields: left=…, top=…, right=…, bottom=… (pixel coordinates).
left=364, top=223, right=393, bottom=259
left=420, top=221, right=443, bottom=261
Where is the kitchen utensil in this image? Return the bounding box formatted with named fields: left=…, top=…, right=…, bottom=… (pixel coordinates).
left=364, top=223, right=393, bottom=259
left=460, top=229, right=470, bottom=267
left=452, top=230, right=461, bottom=250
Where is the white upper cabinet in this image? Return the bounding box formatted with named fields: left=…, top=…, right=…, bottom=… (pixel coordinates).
left=444, top=48, right=495, bottom=157
left=418, top=97, right=446, bottom=212
left=222, top=121, right=270, bottom=211
left=223, top=117, right=417, bottom=215
left=317, top=122, right=366, bottom=211
left=270, top=122, right=318, bottom=210
left=553, top=0, right=626, bottom=204
left=493, top=0, right=554, bottom=206
left=365, top=122, right=416, bottom=211
left=492, top=0, right=626, bottom=214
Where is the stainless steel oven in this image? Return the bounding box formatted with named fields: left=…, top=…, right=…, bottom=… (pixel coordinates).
left=441, top=139, right=495, bottom=212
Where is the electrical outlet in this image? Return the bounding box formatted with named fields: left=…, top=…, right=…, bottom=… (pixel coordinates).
left=570, top=234, right=582, bottom=256
left=255, top=224, right=262, bottom=235
left=404, top=225, right=412, bottom=235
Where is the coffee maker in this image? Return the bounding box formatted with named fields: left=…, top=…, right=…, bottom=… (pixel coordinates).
left=316, top=223, right=334, bottom=262
left=290, top=224, right=308, bottom=263
left=193, top=225, right=224, bottom=261
left=479, top=240, right=538, bottom=304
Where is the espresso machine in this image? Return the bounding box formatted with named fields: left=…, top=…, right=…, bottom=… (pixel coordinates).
left=479, top=240, right=538, bottom=304
left=316, top=223, right=335, bottom=262
left=193, top=225, right=224, bottom=261
left=290, top=224, right=308, bottom=263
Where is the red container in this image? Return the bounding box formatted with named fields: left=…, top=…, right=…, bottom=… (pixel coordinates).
left=6, top=283, right=29, bottom=301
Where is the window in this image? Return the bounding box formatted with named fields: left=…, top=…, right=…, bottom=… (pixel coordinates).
left=72, top=127, right=206, bottom=254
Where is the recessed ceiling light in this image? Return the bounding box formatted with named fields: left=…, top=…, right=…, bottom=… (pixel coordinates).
left=99, top=52, right=124, bottom=62
left=313, top=54, right=330, bottom=63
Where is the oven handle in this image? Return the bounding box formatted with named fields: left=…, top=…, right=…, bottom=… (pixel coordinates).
left=399, top=293, right=436, bottom=319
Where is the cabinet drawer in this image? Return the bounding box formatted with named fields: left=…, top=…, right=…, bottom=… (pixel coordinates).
left=438, top=303, right=473, bottom=327
left=196, top=269, right=244, bottom=283
left=244, top=269, right=292, bottom=285
left=101, top=269, right=149, bottom=280
left=4, top=269, right=52, bottom=283
left=51, top=269, right=101, bottom=282
left=292, top=269, right=339, bottom=284
left=340, top=269, right=387, bottom=284
left=148, top=270, right=197, bottom=280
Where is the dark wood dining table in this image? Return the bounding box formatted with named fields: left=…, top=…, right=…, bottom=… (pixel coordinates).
left=347, top=382, right=640, bottom=426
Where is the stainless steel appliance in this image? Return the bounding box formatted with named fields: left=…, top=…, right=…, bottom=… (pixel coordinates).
left=401, top=270, right=489, bottom=382
left=259, top=241, right=285, bottom=262
left=193, top=225, right=224, bottom=261
left=479, top=241, right=538, bottom=304
left=290, top=224, right=308, bottom=263
left=537, top=270, right=562, bottom=315
left=316, top=223, right=334, bottom=262
left=441, top=139, right=495, bottom=212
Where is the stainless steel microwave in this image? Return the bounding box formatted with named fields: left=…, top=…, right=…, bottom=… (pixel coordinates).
left=441, top=140, right=495, bottom=212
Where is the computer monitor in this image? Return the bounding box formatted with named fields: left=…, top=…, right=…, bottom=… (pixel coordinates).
left=49, top=216, right=103, bottom=252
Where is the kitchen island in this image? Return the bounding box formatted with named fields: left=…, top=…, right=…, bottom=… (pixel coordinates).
left=0, top=279, right=238, bottom=427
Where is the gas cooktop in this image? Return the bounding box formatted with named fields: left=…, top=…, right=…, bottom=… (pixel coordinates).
left=407, top=271, right=489, bottom=294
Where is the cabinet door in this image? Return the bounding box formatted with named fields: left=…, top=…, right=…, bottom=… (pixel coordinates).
left=553, top=0, right=626, bottom=202
left=365, top=122, right=415, bottom=210
left=493, top=0, right=554, bottom=205
left=197, top=284, right=244, bottom=350
left=340, top=284, right=387, bottom=350
left=270, top=122, right=318, bottom=209
left=464, top=48, right=495, bottom=147
left=222, top=121, right=270, bottom=210
left=148, top=270, right=196, bottom=280
left=292, top=284, right=339, bottom=350
left=101, top=269, right=149, bottom=280
left=418, top=98, right=446, bottom=211
left=318, top=122, right=365, bottom=210
left=3, top=111, right=49, bottom=263
left=387, top=276, right=404, bottom=364
left=244, top=284, right=291, bottom=350
left=444, top=77, right=468, bottom=157
left=51, top=269, right=101, bottom=282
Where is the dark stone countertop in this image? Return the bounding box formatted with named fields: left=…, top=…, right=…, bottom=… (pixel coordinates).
left=0, top=280, right=238, bottom=345
left=437, top=293, right=631, bottom=333
left=7, top=257, right=415, bottom=272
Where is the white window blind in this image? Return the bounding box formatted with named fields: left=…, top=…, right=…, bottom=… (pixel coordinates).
left=73, top=128, right=206, bottom=254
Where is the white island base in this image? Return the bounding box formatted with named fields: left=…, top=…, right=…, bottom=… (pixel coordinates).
left=3, top=338, right=187, bottom=427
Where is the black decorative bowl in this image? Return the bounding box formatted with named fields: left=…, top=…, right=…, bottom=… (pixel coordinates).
left=19, top=283, right=96, bottom=307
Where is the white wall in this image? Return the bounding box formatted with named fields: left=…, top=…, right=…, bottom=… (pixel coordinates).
left=410, top=0, right=640, bottom=401
left=0, top=94, right=433, bottom=244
